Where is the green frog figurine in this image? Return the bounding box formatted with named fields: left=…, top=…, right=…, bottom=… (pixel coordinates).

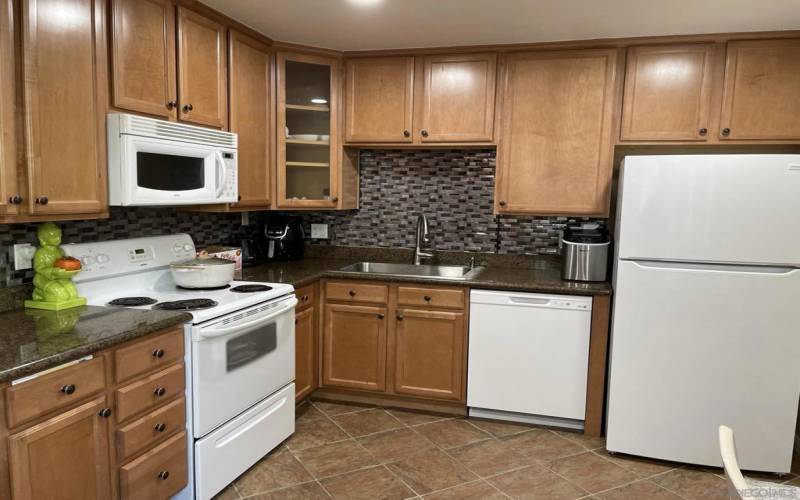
left=24, top=222, right=87, bottom=311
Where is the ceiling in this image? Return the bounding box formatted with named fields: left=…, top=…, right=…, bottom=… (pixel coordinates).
left=199, top=0, right=800, bottom=51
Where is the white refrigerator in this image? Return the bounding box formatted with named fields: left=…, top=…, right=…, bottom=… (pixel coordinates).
left=606, top=154, right=800, bottom=473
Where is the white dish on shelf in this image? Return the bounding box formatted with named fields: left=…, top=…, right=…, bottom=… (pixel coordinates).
left=289, top=134, right=320, bottom=141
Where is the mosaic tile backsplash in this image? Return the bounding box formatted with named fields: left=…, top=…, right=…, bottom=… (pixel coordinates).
left=0, top=149, right=604, bottom=287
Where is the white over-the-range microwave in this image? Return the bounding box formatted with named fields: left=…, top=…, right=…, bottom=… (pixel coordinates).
left=107, top=113, right=238, bottom=206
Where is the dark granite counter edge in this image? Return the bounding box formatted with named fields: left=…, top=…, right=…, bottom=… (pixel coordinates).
left=0, top=313, right=191, bottom=384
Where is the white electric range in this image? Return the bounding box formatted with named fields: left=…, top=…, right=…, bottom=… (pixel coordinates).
left=66, top=234, right=297, bottom=500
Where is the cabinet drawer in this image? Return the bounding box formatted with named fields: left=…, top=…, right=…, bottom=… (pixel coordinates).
left=117, top=396, right=186, bottom=461
left=5, top=357, right=106, bottom=428
left=119, top=430, right=188, bottom=500
left=326, top=281, right=388, bottom=304
left=115, top=327, right=184, bottom=383
left=116, top=364, right=185, bottom=423
left=397, top=286, right=465, bottom=309
left=296, top=284, right=316, bottom=310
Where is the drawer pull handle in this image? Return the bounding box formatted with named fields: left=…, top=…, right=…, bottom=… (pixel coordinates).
left=154, top=387, right=166, bottom=397
left=396, top=314, right=404, bottom=321
left=302, top=295, right=309, bottom=301
left=152, top=348, right=165, bottom=358
left=348, top=290, right=356, bottom=297
left=98, top=408, right=112, bottom=418
left=423, top=295, right=432, bottom=301
left=60, top=384, right=76, bottom=395
left=377, top=313, right=385, bottom=319
left=154, top=423, right=167, bottom=433
left=158, top=470, right=170, bottom=481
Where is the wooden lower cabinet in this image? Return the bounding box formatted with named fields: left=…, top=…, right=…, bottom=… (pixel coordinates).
left=393, top=308, right=466, bottom=401
left=8, top=396, right=112, bottom=500
left=322, top=303, right=388, bottom=392
left=295, top=305, right=316, bottom=401
left=321, top=280, right=467, bottom=404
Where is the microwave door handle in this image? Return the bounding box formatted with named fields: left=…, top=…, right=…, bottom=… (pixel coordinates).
left=199, top=298, right=298, bottom=340
left=214, top=151, right=226, bottom=198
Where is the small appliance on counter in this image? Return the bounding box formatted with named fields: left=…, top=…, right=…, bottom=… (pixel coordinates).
left=560, top=223, right=610, bottom=282
left=259, top=217, right=305, bottom=261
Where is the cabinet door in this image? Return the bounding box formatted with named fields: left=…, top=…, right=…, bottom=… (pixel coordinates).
left=345, top=57, right=414, bottom=143
left=295, top=305, right=316, bottom=401
left=495, top=49, right=619, bottom=216
left=110, top=0, right=177, bottom=119
left=22, top=0, right=107, bottom=215
left=0, top=0, right=18, bottom=216
left=229, top=30, right=271, bottom=209
left=277, top=52, right=340, bottom=208
left=419, top=53, right=496, bottom=142
left=393, top=308, right=466, bottom=401
left=323, top=303, right=387, bottom=392
left=621, top=44, right=715, bottom=141
left=8, top=396, right=111, bottom=500
left=177, top=7, right=227, bottom=128
left=719, top=39, right=800, bottom=140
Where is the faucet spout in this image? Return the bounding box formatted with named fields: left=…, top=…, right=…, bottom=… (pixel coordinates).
left=413, top=215, right=433, bottom=265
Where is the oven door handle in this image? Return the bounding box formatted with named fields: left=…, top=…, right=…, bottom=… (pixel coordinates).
left=199, top=297, right=298, bottom=340
left=214, top=151, right=227, bottom=198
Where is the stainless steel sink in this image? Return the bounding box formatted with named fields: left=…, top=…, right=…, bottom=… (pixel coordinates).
left=337, top=262, right=485, bottom=281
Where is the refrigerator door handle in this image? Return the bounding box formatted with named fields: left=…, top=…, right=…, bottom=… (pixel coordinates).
left=625, top=259, right=798, bottom=275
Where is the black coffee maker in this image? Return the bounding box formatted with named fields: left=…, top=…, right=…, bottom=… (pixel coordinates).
left=257, top=217, right=305, bottom=261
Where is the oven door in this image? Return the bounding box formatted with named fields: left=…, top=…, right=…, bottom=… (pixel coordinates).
left=121, top=134, right=229, bottom=205
left=191, top=295, right=296, bottom=437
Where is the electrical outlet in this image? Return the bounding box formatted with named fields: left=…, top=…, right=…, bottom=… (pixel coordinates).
left=311, top=223, right=329, bottom=239
left=12, top=243, right=36, bottom=270
left=241, top=212, right=250, bottom=226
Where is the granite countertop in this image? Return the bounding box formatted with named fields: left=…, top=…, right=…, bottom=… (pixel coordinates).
left=0, top=306, right=191, bottom=384
left=241, top=256, right=612, bottom=296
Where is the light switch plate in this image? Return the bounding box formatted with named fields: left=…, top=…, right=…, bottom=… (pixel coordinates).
left=311, top=223, right=329, bottom=239
left=12, top=243, right=35, bottom=270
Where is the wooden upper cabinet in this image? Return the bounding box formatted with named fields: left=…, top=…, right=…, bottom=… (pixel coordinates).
left=418, top=53, right=496, bottom=142
left=0, top=0, right=18, bottom=217
left=322, top=303, right=387, bottom=392
left=177, top=6, right=227, bottom=128
left=393, top=308, right=466, bottom=401
left=719, top=39, right=800, bottom=141
left=345, top=57, right=414, bottom=142
left=8, top=397, right=112, bottom=500
left=229, top=30, right=271, bottom=209
left=21, top=0, right=107, bottom=215
left=110, top=0, right=176, bottom=119
left=496, top=49, right=620, bottom=216
left=621, top=44, right=715, bottom=141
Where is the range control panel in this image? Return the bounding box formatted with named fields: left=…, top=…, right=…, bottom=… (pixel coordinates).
left=64, top=234, right=196, bottom=282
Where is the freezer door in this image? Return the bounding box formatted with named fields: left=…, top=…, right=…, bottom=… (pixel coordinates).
left=617, top=155, right=800, bottom=266
left=607, top=259, right=800, bottom=472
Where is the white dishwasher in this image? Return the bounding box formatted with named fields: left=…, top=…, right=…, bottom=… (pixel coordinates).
left=467, top=290, right=593, bottom=430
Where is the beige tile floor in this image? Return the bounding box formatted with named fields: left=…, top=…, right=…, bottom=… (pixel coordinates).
left=214, top=400, right=800, bottom=500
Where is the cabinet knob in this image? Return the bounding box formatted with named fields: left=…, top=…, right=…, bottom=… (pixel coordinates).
left=421, top=130, right=429, bottom=137
left=98, top=408, right=112, bottom=418
left=349, top=290, right=356, bottom=297
left=237, top=195, right=242, bottom=201
left=8, top=195, right=21, bottom=204
left=396, top=313, right=404, bottom=321
left=302, top=295, right=309, bottom=302
left=35, top=196, right=48, bottom=205
left=331, top=197, right=339, bottom=203
left=722, top=127, right=731, bottom=136
left=60, top=384, right=76, bottom=395
left=377, top=313, right=385, bottom=319
left=183, top=103, right=193, bottom=112
left=153, top=387, right=166, bottom=397
left=698, top=128, right=708, bottom=135
left=498, top=200, right=507, bottom=207
left=403, top=130, right=410, bottom=138
left=166, top=100, right=177, bottom=109
left=157, top=470, right=170, bottom=481
left=154, top=422, right=167, bottom=433
left=152, top=348, right=165, bottom=358
left=423, top=295, right=432, bottom=302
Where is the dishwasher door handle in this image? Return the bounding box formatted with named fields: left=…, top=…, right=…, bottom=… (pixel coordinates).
left=507, top=297, right=552, bottom=306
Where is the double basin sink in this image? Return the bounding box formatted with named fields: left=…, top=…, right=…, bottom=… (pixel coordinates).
left=337, top=262, right=485, bottom=281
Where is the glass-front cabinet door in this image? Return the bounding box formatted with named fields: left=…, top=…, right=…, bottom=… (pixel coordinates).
left=277, top=52, right=340, bottom=208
